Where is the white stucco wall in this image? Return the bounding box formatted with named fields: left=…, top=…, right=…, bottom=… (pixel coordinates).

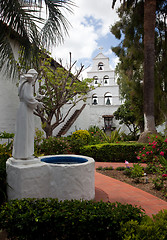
left=0, top=73, right=42, bottom=134
left=0, top=51, right=125, bottom=136
left=0, top=76, right=19, bottom=133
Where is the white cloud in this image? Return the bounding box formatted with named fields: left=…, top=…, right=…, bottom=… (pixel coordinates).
left=52, top=0, right=120, bottom=72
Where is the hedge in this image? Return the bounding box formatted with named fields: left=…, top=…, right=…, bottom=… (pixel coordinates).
left=0, top=199, right=145, bottom=240
left=121, top=210, right=167, bottom=240
left=79, top=142, right=146, bottom=162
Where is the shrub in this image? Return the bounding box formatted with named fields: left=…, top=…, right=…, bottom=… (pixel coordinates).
left=0, top=199, right=145, bottom=240
left=0, top=131, right=14, bottom=139
left=136, top=134, right=167, bottom=165
left=96, top=166, right=114, bottom=171
left=80, top=142, right=145, bottom=162
left=136, top=135, right=167, bottom=194
left=131, top=164, right=144, bottom=183
left=34, top=128, right=45, bottom=156
left=0, top=142, right=12, bottom=205
left=70, top=130, right=90, bottom=153
left=120, top=132, right=139, bottom=141
left=121, top=210, right=167, bottom=240
left=88, top=126, right=107, bottom=144
left=152, top=175, right=164, bottom=191
left=123, top=167, right=132, bottom=177
left=39, top=137, right=71, bottom=155
left=116, top=166, right=126, bottom=171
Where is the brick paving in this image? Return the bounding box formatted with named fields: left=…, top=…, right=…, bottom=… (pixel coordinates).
left=94, top=162, right=167, bottom=217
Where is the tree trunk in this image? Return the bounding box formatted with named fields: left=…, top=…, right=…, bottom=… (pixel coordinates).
left=138, top=0, right=157, bottom=142
left=44, top=124, right=53, bottom=138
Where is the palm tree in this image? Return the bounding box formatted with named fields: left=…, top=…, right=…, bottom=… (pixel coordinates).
left=0, top=0, right=73, bottom=77
left=112, top=0, right=158, bottom=142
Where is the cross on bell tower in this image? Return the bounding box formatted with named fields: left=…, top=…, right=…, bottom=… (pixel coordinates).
left=99, top=47, right=103, bottom=53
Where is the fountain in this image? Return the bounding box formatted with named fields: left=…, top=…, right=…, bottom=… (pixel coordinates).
left=6, top=70, right=95, bottom=201
left=7, top=154, right=95, bottom=201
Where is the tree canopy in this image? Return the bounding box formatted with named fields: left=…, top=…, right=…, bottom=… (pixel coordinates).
left=114, top=100, right=140, bottom=139
left=33, top=53, right=94, bottom=138
left=112, top=0, right=167, bottom=142
left=111, top=1, right=167, bottom=134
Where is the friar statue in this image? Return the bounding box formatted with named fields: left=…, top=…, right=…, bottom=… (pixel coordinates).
left=12, top=69, right=42, bottom=160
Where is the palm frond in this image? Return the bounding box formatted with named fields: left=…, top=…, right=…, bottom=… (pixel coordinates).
left=0, top=0, right=74, bottom=77
left=0, top=22, right=18, bottom=79
left=41, top=0, right=74, bottom=47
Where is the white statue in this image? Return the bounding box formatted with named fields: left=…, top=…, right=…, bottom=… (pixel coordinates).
left=12, top=70, right=42, bottom=160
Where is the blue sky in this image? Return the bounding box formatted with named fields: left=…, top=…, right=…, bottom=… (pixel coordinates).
left=51, top=0, right=121, bottom=77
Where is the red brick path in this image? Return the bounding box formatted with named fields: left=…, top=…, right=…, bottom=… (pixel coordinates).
left=95, top=162, right=167, bottom=217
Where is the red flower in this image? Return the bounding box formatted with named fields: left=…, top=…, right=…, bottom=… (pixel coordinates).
left=146, top=151, right=149, bottom=155
left=152, top=145, right=156, bottom=149
left=165, top=138, right=167, bottom=143
left=142, top=154, right=145, bottom=157
left=160, top=151, right=164, bottom=156
left=137, top=156, right=140, bottom=160
left=162, top=174, right=167, bottom=178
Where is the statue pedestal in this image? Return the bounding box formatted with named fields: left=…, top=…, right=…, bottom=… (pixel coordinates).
left=6, top=155, right=95, bottom=201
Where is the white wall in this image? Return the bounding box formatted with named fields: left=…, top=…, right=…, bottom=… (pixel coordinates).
left=0, top=51, right=126, bottom=137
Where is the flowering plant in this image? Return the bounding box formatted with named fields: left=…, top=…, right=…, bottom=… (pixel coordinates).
left=136, top=135, right=167, bottom=166
left=137, top=135, right=167, bottom=194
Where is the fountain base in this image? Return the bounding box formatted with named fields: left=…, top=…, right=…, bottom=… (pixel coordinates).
left=6, top=155, right=95, bottom=201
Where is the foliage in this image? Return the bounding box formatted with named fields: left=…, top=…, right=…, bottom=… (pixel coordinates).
left=121, top=210, right=167, bottom=240
left=0, top=142, right=12, bottom=206
left=70, top=130, right=90, bottom=153
left=152, top=174, right=164, bottom=191
left=88, top=126, right=107, bottom=144
left=114, top=100, right=139, bottom=139
left=88, top=126, right=122, bottom=144
left=136, top=135, right=167, bottom=164
left=0, top=198, right=145, bottom=240
left=80, top=142, right=145, bottom=162
left=136, top=134, right=167, bottom=194
left=120, top=132, right=139, bottom=141
left=96, top=166, right=114, bottom=171
left=0, top=131, right=14, bottom=139
left=111, top=2, right=144, bottom=131
left=38, top=137, right=71, bottom=155
left=108, top=129, right=122, bottom=143
left=34, top=128, right=45, bottom=156
left=33, top=52, right=93, bottom=138
left=123, top=167, right=133, bottom=177
left=131, top=163, right=144, bottom=183
left=111, top=1, right=167, bottom=131
left=116, top=166, right=126, bottom=171
left=0, top=0, right=73, bottom=77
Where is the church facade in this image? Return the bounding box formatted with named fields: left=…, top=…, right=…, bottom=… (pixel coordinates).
left=55, top=52, right=125, bottom=136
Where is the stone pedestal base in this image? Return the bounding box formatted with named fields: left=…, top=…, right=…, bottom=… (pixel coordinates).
left=6, top=155, right=95, bottom=201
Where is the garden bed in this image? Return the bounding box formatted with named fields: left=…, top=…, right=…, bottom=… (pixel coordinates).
left=97, top=169, right=167, bottom=202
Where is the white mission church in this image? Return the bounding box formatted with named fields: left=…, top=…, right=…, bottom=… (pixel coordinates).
left=0, top=52, right=128, bottom=137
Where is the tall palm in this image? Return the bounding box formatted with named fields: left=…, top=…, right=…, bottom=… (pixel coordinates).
left=0, top=0, right=73, bottom=77
left=112, top=0, right=162, bottom=142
